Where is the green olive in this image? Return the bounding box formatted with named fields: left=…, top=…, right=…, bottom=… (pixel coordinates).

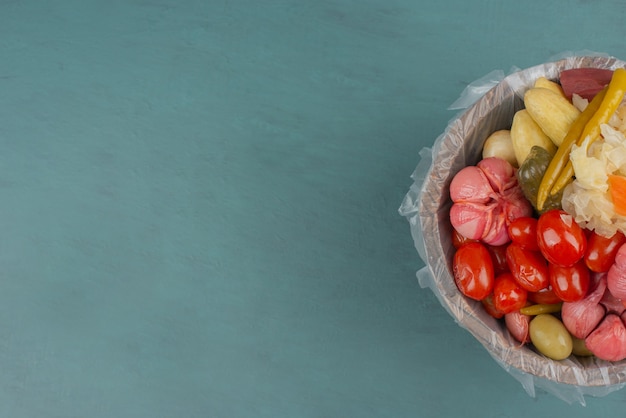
left=571, top=336, right=594, bottom=357
left=529, top=314, right=573, bottom=360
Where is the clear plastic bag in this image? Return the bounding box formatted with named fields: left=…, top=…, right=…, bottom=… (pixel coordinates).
left=399, top=51, right=626, bottom=406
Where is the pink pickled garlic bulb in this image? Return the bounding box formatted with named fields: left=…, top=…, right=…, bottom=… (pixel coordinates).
left=501, top=187, right=533, bottom=224
left=562, top=274, right=607, bottom=339
left=449, top=202, right=491, bottom=241
left=449, top=157, right=532, bottom=246
left=477, top=157, right=517, bottom=193
left=449, top=166, right=493, bottom=203
left=601, top=286, right=626, bottom=316
left=607, top=243, right=626, bottom=300
left=505, top=311, right=531, bottom=344
left=480, top=204, right=509, bottom=246
left=585, top=314, right=626, bottom=361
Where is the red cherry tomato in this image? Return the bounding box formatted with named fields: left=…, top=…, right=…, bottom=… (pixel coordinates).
left=452, top=228, right=478, bottom=249
left=505, top=243, right=549, bottom=292
left=507, top=217, right=539, bottom=251
left=537, top=209, right=587, bottom=267
left=487, top=244, right=509, bottom=275
left=481, top=293, right=505, bottom=319
left=493, top=272, right=528, bottom=314
left=584, top=230, right=626, bottom=273
left=549, top=260, right=591, bottom=302
left=453, top=242, right=495, bottom=300
left=528, top=286, right=562, bottom=305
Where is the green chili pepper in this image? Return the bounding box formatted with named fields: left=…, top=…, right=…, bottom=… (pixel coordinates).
left=520, top=303, right=563, bottom=316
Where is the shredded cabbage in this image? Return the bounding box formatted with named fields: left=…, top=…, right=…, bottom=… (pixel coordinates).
left=572, top=93, right=589, bottom=112
left=562, top=105, right=626, bottom=237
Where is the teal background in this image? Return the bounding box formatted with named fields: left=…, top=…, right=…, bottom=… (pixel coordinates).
left=2, top=0, right=626, bottom=416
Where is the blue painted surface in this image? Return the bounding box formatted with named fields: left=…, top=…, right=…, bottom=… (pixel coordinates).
left=2, top=0, right=626, bottom=416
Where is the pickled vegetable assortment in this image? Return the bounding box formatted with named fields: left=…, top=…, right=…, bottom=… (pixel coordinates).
left=450, top=67, right=626, bottom=362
